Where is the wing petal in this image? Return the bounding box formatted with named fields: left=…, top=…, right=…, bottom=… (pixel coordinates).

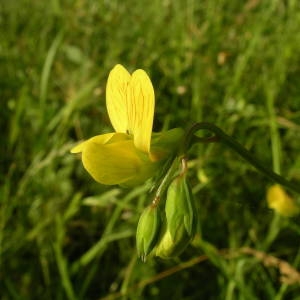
left=106, top=64, right=131, bottom=133
left=81, top=137, right=156, bottom=185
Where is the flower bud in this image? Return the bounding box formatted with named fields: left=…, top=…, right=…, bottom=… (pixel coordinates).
left=155, top=224, right=193, bottom=259
left=136, top=204, right=161, bottom=262
left=155, top=175, right=197, bottom=259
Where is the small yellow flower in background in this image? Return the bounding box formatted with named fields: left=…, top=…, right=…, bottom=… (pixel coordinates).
left=267, top=184, right=300, bottom=217
left=71, top=64, right=183, bottom=186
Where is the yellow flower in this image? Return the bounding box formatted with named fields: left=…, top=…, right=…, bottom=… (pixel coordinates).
left=71, top=64, right=183, bottom=186
left=267, top=184, right=300, bottom=217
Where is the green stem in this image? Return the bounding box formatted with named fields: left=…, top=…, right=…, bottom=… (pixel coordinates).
left=184, top=122, right=300, bottom=195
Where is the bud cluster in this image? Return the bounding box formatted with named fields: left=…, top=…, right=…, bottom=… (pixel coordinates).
left=136, top=157, right=198, bottom=261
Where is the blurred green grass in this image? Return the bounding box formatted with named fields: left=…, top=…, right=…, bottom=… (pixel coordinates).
left=1, top=0, right=300, bottom=299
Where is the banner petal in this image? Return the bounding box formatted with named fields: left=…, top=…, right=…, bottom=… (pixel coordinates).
left=126, top=69, right=154, bottom=154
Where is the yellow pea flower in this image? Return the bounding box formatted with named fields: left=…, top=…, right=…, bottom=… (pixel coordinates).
left=71, top=64, right=183, bottom=186
left=267, top=184, right=300, bottom=217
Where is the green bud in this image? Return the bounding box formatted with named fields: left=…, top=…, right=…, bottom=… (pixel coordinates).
left=166, top=175, right=197, bottom=239
left=155, top=175, right=197, bottom=259
left=136, top=204, right=161, bottom=262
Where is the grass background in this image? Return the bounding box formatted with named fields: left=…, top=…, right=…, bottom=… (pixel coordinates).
left=1, top=0, right=300, bottom=299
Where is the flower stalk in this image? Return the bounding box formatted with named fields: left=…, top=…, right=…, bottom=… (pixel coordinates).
left=183, top=122, right=300, bottom=196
